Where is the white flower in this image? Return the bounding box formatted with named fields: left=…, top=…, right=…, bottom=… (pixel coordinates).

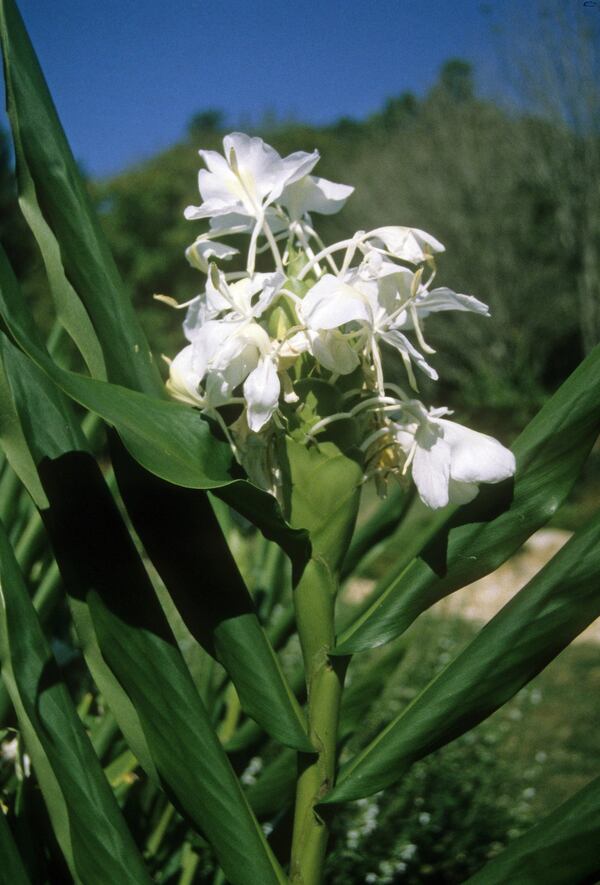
left=167, top=344, right=203, bottom=405
left=1, top=737, right=30, bottom=780
left=306, top=329, right=360, bottom=375
left=392, top=401, right=516, bottom=509
left=184, top=319, right=282, bottom=431
left=184, top=133, right=319, bottom=223
left=279, top=175, right=354, bottom=220
left=374, top=265, right=490, bottom=326
left=167, top=343, right=234, bottom=409
left=183, top=270, right=284, bottom=340
left=299, top=272, right=437, bottom=387
left=364, top=226, right=445, bottom=264
left=243, top=351, right=281, bottom=431
left=185, top=232, right=239, bottom=274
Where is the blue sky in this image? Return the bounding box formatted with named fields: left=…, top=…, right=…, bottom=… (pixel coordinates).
left=3, top=1, right=516, bottom=177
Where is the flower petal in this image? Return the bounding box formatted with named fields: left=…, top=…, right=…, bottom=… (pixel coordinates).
left=166, top=345, right=203, bottom=405
left=191, top=319, right=241, bottom=377
left=280, top=175, right=354, bottom=219
left=300, top=275, right=370, bottom=330
left=379, top=329, right=439, bottom=380
left=308, top=330, right=360, bottom=374
left=243, top=356, right=281, bottom=431
left=437, top=418, right=516, bottom=484
left=185, top=238, right=239, bottom=277
left=367, top=226, right=445, bottom=263
left=278, top=150, right=320, bottom=193
left=447, top=479, right=480, bottom=505
left=416, top=287, right=490, bottom=318
left=412, top=423, right=451, bottom=509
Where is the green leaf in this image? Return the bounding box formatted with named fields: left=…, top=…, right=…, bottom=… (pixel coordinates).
left=0, top=809, right=31, bottom=885
left=0, top=244, right=309, bottom=572
left=335, top=342, right=600, bottom=654
left=0, top=520, right=152, bottom=884
left=87, top=588, right=286, bottom=885
left=324, top=508, right=600, bottom=803
left=245, top=643, right=408, bottom=818
left=0, top=0, right=160, bottom=395
left=246, top=748, right=297, bottom=819
left=341, top=485, right=413, bottom=579
left=0, top=334, right=298, bottom=882
left=0, top=326, right=160, bottom=786
left=26, top=436, right=287, bottom=883
left=285, top=437, right=363, bottom=574
left=465, top=776, right=600, bottom=884
left=109, top=438, right=311, bottom=752
left=0, top=0, right=310, bottom=572
left=0, top=346, right=47, bottom=508
left=0, top=251, right=309, bottom=759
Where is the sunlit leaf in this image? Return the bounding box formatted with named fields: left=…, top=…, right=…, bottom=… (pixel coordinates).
left=325, top=509, right=600, bottom=802
left=335, top=343, right=600, bottom=653
left=466, top=776, right=600, bottom=884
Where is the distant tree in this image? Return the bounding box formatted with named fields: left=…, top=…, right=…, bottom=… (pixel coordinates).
left=500, top=0, right=600, bottom=354
left=329, top=116, right=364, bottom=137
left=377, top=92, right=418, bottom=132
left=187, top=109, right=224, bottom=138
left=435, top=59, right=475, bottom=103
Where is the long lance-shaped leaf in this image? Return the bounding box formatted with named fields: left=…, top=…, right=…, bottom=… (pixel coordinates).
left=324, top=508, right=600, bottom=803
left=0, top=333, right=159, bottom=780
left=1, top=37, right=106, bottom=381
left=341, top=485, right=413, bottom=579
left=2, top=330, right=309, bottom=755
left=0, top=0, right=310, bottom=601
left=0, top=0, right=307, bottom=566
left=42, top=479, right=287, bottom=885
left=0, top=348, right=287, bottom=885
left=1, top=0, right=309, bottom=766
left=466, top=776, right=600, bottom=885
left=0, top=348, right=47, bottom=509
left=0, top=243, right=309, bottom=572
left=335, top=342, right=600, bottom=654
left=0, top=520, right=152, bottom=885
left=0, top=809, right=31, bottom=885
left=103, top=435, right=311, bottom=752
left=0, top=0, right=159, bottom=395
left=0, top=257, right=310, bottom=750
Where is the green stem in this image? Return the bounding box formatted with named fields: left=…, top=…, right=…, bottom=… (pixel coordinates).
left=178, top=843, right=200, bottom=885
left=14, top=508, right=44, bottom=573
left=217, top=682, right=241, bottom=744
left=0, top=465, right=21, bottom=524
left=290, top=559, right=348, bottom=885
left=145, top=800, right=175, bottom=858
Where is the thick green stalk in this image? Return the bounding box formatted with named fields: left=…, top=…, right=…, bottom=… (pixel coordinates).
left=290, top=559, right=347, bottom=885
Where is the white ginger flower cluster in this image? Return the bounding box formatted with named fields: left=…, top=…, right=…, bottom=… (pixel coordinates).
left=166, top=133, right=515, bottom=509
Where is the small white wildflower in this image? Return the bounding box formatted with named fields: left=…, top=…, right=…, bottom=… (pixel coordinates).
left=530, top=688, right=543, bottom=705
left=240, top=756, right=263, bottom=787
left=399, top=843, right=418, bottom=861
left=1, top=737, right=30, bottom=780
left=346, top=828, right=360, bottom=850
